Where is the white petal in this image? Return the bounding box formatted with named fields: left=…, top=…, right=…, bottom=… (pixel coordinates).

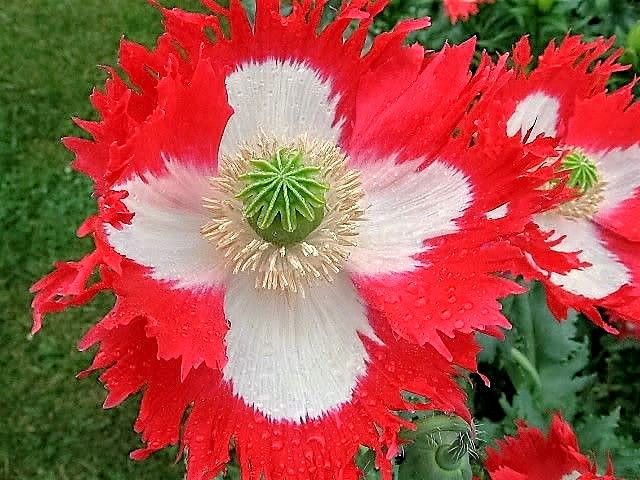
left=535, top=214, right=630, bottom=299
left=223, top=273, right=378, bottom=422
left=507, top=92, right=560, bottom=141
left=561, top=472, right=582, bottom=480
left=220, top=59, right=342, bottom=156
left=593, top=145, right=640, bottom=212
left=347, top=158, right=473, bottom=276
left=486, top=203, right=509, bottom=220
left=105, top=160, right=225, bottom=289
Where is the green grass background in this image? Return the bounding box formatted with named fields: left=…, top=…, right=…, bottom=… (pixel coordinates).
left=1, top=1, right=638, bottom=479
left=0, top=2, right=201, bottom=478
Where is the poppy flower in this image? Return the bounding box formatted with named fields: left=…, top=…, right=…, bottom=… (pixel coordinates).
left=485, top=414, right=618, bottom=480
left=443, top=0, right=491, bottom=23
left=497, top=36, right=640, bottom=331
left=31, top=1, right=570, bottom=478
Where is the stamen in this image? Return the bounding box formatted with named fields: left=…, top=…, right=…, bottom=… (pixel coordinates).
left=554, top=182, right=604, bottom=220
left=202, top=136, right=364, bottom=294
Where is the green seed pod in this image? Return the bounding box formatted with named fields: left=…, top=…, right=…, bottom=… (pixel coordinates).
left=562, top=150, right=599, bottom=192
left=399, top=413, right=474, bottom=480
left=236, top=148, right=329, bottom=245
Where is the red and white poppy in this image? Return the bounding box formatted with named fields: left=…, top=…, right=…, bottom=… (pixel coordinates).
left=498, top=36, right=640, bottom=331
left=485, top=414, right=618, bottom=480
left=31, top=1, right=571, bottom=478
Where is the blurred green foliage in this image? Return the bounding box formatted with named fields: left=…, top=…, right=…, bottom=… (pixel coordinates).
left=1, top=0, right=638, bottom=479
left=473, top=284, right=640, bottom=478
left=374, top=0, right=640, bottom=91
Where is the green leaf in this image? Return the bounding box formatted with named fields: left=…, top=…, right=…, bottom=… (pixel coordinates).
left=475, top=282, right=590, bottom=434
left=475, top=283, right=640, bottom=478
left=575, top=408, right=621, bottom=457
left=493, top=283, right=593, bottom=426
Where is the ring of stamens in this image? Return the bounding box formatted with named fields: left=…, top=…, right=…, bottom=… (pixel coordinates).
left=553, top=182, right=605, bottom=219
left=202, top=136, right=364, bottom=294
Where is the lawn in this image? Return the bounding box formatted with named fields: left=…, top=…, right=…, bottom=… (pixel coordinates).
left=0, top=2, right=193, bottom=478
left=1, top=1, right=639, bottom=479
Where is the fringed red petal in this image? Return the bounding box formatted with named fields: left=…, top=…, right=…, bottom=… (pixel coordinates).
left=80, top=310, right=478, bottom=480
left=79, top=261, right=227, bottom=379
left=485, top=414, right=618, bottom=480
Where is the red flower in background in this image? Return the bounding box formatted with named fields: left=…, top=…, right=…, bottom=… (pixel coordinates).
left=485, top=414, right=618, bottom=480
left=493, top=36, right=640, bottom=332
left=30, top=1, right=587, bottom=479
left=443, top=0, right=491, bottom=23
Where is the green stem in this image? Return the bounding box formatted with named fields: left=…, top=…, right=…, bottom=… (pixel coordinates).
left=515, top=292, right=537, bottom=365
left=510, top=347, right=543, bottom=392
